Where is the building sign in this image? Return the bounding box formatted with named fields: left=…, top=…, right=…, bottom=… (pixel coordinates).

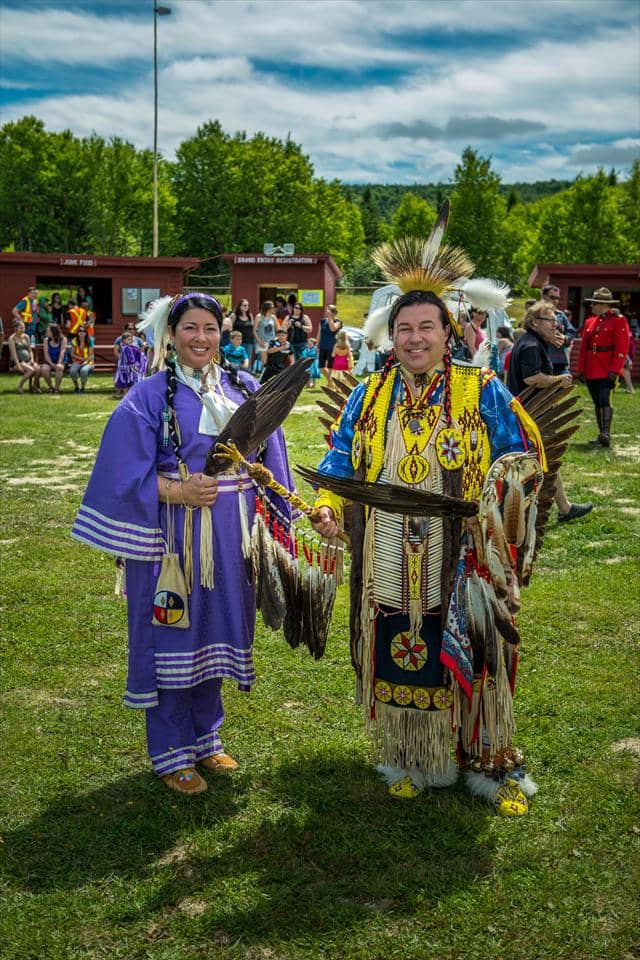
left=233, top=255, right=318, bottom=265
left=59, top=257, right=97, bottom=267
left=299, top=289, right=324, bottom=307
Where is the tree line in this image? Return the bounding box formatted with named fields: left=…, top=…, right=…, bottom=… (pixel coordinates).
left=343, top=179, right=573, bottom=222
left=1, top=117, right=637, bottom=293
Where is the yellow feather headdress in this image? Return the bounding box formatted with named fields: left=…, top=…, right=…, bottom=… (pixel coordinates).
left=372, top=201, right=473, bottom=296
left=367, top=201, right=474, bottom=346
left=372, top=236, right=473, bottom=299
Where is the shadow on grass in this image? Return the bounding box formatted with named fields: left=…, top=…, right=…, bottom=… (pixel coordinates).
left=5, top=755, right=495, bottom=940
left=3, top=769, right=247, bottom=893
left=182, top=755, right=497, bottom=941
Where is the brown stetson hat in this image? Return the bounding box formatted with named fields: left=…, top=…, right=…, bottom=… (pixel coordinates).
left=584, top=287, right=619, bottom=303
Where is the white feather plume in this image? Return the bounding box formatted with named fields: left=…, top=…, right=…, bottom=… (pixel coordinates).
left=421, top=198, right=449, bottom=268
left=463, top=770, right=501, bottom=803
left=137, top=295, right=173, bottom=371
left=462, top=278, right=512, bottom=312
left=363, top=302, right=395, bottom=351
left=471, top=340, right=494, bottom=368
left=464, top=769, right=538, bottom=804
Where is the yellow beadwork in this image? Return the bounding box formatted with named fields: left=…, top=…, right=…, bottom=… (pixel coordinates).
left=435, top=426, right=466, bottom=470
left=397, top=453, right=430, bottom=484
left=364, top=365, right=492, bottom=501
left=314, top=363, right=495, bottom=518
left=360, top=370, right=396, bottom=481
left=372, top=677, right=456, bottom=712
left=406, top=552, right=423, bottom=601
left=397, top=402, right=441, bottom=454
left=448, top=363, right=492, bottom=501
left=393, top=685, right=413, bottom=706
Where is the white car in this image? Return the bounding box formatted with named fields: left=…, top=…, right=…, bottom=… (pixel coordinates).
left=342, top=325, right=365, bottom=360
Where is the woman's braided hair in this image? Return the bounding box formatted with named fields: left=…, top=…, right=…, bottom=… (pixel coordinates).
left=165, top=293, right=252, bottom=467
left=165, top=355, right=187, bottom=472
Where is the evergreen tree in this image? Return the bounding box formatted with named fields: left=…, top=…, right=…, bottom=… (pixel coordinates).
left=358, top=186, right=387, bottom=248
left=506, top=188, right=520, bottom=212
left=447, top=147, right=507, bottom=275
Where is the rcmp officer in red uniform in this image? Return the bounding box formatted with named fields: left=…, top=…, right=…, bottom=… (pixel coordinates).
left=577, top=288, right=631, bottom=447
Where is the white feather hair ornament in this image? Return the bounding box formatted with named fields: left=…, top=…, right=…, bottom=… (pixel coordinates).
left=470, top=339, right=494, bottom=368
left=462, top=278, right=512, bottom=312
left=363, top=302, right=395, bottom=351
left=137, top=295, right=174, bottom=371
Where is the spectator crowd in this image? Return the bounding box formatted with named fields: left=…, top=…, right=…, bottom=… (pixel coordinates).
left=3, top=285, right=636, bottom=417
left=3, top=285, right=152, bottom=396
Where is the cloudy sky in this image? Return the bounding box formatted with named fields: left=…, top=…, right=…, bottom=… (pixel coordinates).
left=1, top=0, right=639, bottom=184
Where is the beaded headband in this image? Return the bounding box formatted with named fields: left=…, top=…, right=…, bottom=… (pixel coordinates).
left=168, top=292, right=222, bottom=321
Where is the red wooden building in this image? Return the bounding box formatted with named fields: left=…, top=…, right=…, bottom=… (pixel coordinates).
left=0, top=251, right=199, bottom=369
left=529, top=262, right=640, bottom=383
left=528, top=262, right=640, bottom=328
left=221, top=252, right=342, bottom=331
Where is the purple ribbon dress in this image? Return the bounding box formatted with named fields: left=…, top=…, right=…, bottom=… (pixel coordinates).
left=72, top=368, right=294, bottom=775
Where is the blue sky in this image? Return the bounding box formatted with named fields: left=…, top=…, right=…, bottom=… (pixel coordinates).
left=1, top=0, right=638, bottom=184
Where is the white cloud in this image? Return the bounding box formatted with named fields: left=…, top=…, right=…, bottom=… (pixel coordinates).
left=2, top=0, right=634, bottom=69
left=1, top=0, right=638, bottom=182
left=1, top=7, right=150, bottom=65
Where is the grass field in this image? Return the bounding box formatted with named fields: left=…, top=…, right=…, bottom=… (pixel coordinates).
left=1, top=372, right=638, bottom=960
left=334, top=293, right=528, bottom=328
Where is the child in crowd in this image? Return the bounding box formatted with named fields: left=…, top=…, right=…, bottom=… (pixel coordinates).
left=114, top=332, right=146, bottom=396
left=301, top=336, right=321, bottom=388
left=83, top=301, right=96, bottom=339
left=331, top=328, right=353, bottom=373
left=222, top=330, right=249, bottom=370
left=261, top=328, right=292, bottom=382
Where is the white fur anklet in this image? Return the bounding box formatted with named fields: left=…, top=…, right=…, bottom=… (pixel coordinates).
left=464, top=769, right=502, bottom=804
left=376, top=763, right=410, bottom=786
left=509, top=771, right=538, bottom=797
left=376, top=759, right=459, bottom=790
left=464, top=769, right=538, bottom=803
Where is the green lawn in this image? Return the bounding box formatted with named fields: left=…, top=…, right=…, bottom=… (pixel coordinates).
left=335, top=291, right=371, bottom=326
left=335, top=292, right=529, bottom=329
left=1, top=373, right=638, bottom=960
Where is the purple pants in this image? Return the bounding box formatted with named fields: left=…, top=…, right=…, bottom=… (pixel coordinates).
left=146, top=678, right=225, bottom=776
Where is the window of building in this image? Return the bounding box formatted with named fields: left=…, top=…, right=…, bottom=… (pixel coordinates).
left=121, top=287, right=160, bottom=315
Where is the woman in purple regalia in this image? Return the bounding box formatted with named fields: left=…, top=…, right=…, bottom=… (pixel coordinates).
left=72, top=293, right=295, bottom=795
left=114, top=332, right=147, bottom=394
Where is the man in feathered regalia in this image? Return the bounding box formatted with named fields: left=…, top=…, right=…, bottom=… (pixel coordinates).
left=309, top=206, right=576, bottom=814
